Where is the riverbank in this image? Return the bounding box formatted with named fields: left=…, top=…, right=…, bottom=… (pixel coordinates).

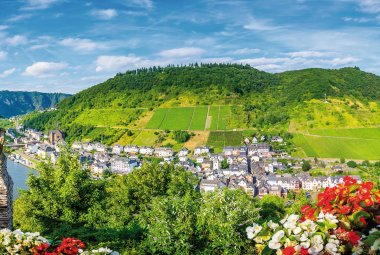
left=6, top=160, right=36, bottom=198
left=7, top=150, right=39, bottom=168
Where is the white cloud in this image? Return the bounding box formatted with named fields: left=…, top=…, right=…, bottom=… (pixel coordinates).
left=6, top=35, right=27, bottom=46
left=286, top=51, right=332, bottom=58
left=60, top=38, right=104, bottom=52
left=29, top=44, right=49, bottom=50
left=7, top=14, right=33, bottom=23
left=95, top=55, right=153, bottom=72
left=243, top=17, right=282, bottom=31
left=0, top=68, right=16, bottom=78
left=342, top=17, right=371, bottom=23
left=23, top=62, right=68, bottom=77
left=356, top=0, right=380, bottom=14
left=326, top=57, right=359, bottom=66
left=129, top=0, right=154, bottom=9
left=90, top=9, right=118, bottom=20
left=0, top=51, right=7, bottom=60
left=0, top=25, right=9, bottom=31
left=230, top=48, right=261, bottom=55
left=158, top=47, right=205, bottom=58
left=22, top=0, right=59, bottom=10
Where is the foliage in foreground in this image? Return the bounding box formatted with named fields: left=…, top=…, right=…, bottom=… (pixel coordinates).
left=16, top=151, right=294, bottom=254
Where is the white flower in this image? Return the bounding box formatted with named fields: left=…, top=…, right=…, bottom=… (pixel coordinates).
left=283, top=214, right=299, bottom=229
left=254, top=236, right=263, bottom=243
left=370, top=238, right=380, bottom=252
left=272, top=230, right=285, bottom=242
left=268, top=220, right=279, bottom=230
left=325, top=242, right=338, bottom=255
left=308, top=235, right=324, bottom=254
left=318, top=212, right=338, bottom=224
left=254, top=225, right=263, bottom=234
left=300, top=220, right=317, bottom=233
left=280, top=215, right=289, bottom=224
left=293, top=227, right=302, bottom=235
left=246, top=223, right=262, bottom=239
left=268, top=240, right=282, bottom=249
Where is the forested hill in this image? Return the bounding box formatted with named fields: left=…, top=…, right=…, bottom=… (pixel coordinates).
left=22, top=64, right=380, bottom=143
left=52, top=65, right=380, bottom=111
left=0, top=91, right=70, bottom=118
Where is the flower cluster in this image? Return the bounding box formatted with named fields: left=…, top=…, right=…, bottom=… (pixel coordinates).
left=0, top=229, right=48, bottom=254
left=313, top=176, right=379, bottom=221
left=246, top=177, right=380, bottom=255
left=0, top=229, right=118, bottom=255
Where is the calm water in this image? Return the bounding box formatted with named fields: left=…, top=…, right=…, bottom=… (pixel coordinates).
left=6, top=160, right=36, bottom=198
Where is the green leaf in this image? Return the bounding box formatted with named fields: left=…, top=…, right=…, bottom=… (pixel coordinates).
left=261, top=245, right=275, bottom=255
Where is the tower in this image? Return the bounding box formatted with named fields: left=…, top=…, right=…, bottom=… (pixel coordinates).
left=0, top=128, right=13, bottom=229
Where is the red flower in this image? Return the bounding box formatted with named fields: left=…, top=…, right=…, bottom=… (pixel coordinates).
left=343, top=176, right=357, bottom=185
left=339, top=205, right=351, bottom=215
left=347, top=231, right=361, bottom=246
left=300, top=205, right=317, bottom=221
left=300, top=247, right=309, bottom=255
left=282, top=246, right=296, bottom=255
left=359, top=217, right=367, bottom=227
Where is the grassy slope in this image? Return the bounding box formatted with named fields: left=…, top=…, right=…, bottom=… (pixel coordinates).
left=21, top=65, right=380, bottom=157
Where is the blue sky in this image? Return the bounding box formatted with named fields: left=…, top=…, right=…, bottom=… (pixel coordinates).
left=0, top=0, right=380, bottom=93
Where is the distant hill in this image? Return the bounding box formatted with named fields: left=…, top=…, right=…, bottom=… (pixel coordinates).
left=0, top=91, right=71, bottom=118
left=22, top=64, right=380, bottom=158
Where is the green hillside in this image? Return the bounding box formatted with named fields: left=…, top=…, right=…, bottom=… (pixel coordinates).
left=0, top=90, right=70, bottom=118
left=22, top=64, right=380, bottom=158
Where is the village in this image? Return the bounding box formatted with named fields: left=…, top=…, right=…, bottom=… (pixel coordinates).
left=6, top=128, right=361, bottom=199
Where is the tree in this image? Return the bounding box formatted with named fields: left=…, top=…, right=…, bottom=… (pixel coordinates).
left=347, top=160, right=358, bottom=168
left=302, top=160, right=311, bottom=171
left=173, top=130, right=191, bottom=143
left=340, top=158, right=346, bottom=164
left=139, top=193, right=199, bottom=254
left=197, top=189, right=259, bottom=254
left=259, top=195, right=286, bottom=223
left=221, top=159, right=229, bottom=169
left=14, top=148, right=107, bottom=236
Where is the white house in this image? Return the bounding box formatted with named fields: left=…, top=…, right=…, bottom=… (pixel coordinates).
left=95, top=143, right=107, bottom=153
left=271, top=136, right=284, bottom=143
left=112, top=144, right=124, bottom=155
left=154, top=147, right=174, bottom=157
left=37, top=145, right=54, bottom=159
left=178, top=148, right=190, bottom=157
left=194, top=146, right=210, bottom=156
left=110, top=157, right=139, bottom=174
left=72, top=142, right=83, bottom=150
left=124, top=145, right=139, bottom=154
left=139, top=146, right=154, bottom=155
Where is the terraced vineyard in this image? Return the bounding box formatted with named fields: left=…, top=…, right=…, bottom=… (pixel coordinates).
left=145, top=105, right=244, bottom=131
left=293, top=128, right=380, bottom=160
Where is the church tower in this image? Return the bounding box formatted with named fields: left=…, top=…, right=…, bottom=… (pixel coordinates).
left=0, top=128, right=13, bottom=229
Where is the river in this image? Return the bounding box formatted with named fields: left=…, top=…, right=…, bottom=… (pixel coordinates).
left=6, top=160, right=36, bottom=198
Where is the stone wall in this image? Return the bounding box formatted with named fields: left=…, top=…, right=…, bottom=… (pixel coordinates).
left=0, top=153, right=13, bottom=229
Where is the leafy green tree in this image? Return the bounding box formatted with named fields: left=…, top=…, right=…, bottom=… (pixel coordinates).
left=139, top=193, right=200, bottom=254
left=302, top=160, right=311, bottom=171
left=347, top=160, right=358, bottom=168
left=221, top=159, right=229, bottom=169
left=173, top=130, right=191, bottom=143
left=196, top=189, right=259, bottom=255
left=259, top=195, right=286, bottom=223
left=14, top=149, right=107, bottom=235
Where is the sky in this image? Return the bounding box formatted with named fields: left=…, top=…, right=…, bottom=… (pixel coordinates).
left=0, top=0, right=380, bottom=93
